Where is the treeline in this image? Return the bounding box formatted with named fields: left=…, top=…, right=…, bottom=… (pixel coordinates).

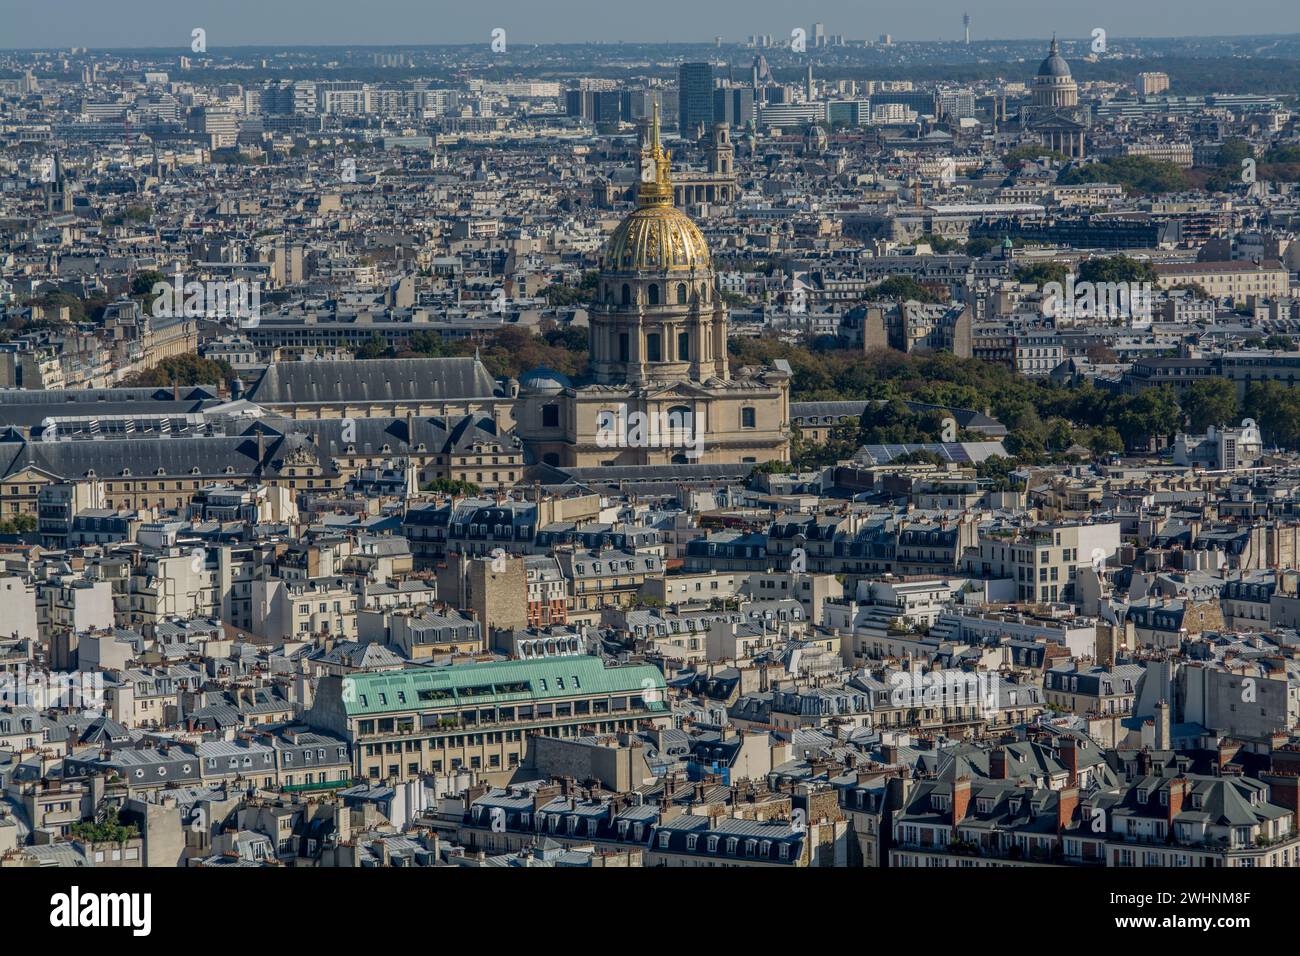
left=730, top=339, right=1294, bottom=469
left=119, top=354, right=232, bottom=388
left=353, top=324, right=591, bottom=380
left=1057, top=155, right=1190, bottom=195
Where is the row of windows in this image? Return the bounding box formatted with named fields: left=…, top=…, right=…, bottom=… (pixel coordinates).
left=606, top=282, right=707, bottom=307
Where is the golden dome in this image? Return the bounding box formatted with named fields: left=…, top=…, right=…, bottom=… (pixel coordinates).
left=604, top=204, right=711, bottom=274
left=601, top=102, right=712, bottom=275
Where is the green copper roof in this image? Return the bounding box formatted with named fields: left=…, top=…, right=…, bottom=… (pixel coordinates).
left=339, top=656, right=667, bottom=717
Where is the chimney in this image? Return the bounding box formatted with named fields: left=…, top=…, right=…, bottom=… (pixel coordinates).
left=1167, top=778, right=1188, bottom=827
left=989, top=747, right=1007, bottom=780
left=1154, top=699, right=1171, bottom=751
left=1060, top=738, right=1079, bottom=786
left=951, top=777, right=971, bottom=829
left=1218, top=739, right=1241, bottom=770
left=1056, top=786, right=1079, bottom=834
left=1260, top=773, right=1300, bottom=831
left=1137, top=749, right=1153, bottom=776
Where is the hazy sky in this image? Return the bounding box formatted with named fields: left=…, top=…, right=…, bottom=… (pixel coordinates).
left=3, top=0, right=1298, bottom=48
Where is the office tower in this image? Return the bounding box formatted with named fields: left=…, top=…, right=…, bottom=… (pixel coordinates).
left=871, top=90, right=939, bottom=116
left=678, top=62, right=715, bottom=134
left=623, top=89, right=662, bottom=121
left=565, top=89, right=588, bottom=118
left=813, top=22, right=826, bottom=48
left=593, top=90, right=623, bottom=125
left=827, top=100, right=868, bottom=127
left=713, top=87, right=755, bottom=127
left=964, top=13, right=971, bottom=44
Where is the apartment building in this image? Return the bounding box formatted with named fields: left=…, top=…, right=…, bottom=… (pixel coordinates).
left=967, top=523, right=1121, bottom=603
left=555, top=549, right=664, bottom=624
left=252, top=577, right=359, bottom=644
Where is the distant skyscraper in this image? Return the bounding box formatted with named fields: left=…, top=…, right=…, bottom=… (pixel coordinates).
left=714, top=87, right=755, bottom=127
left=678, top=62, right=715, bottom=134
left=964, top=13, right=971, bottom=44
left=813, top=22, right=826, bottom=48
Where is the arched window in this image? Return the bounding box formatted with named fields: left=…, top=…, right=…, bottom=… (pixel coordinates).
left=666, top=405, right=693, bottom=432
left=647, top=283, right=660, bottom=306
left=676, top=283, right=687, bottom=305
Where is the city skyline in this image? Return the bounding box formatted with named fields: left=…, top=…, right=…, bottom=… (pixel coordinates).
left=3, top=0, right=1299, bottom=49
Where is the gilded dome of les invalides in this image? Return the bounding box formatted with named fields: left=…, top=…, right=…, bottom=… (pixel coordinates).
left=602, top=104, right=712, bottom=275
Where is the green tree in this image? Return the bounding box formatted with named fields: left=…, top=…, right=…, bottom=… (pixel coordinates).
left=1180, top=378, right=1239, bottom=432
left=119, top=354, right=232, bottom=388
left=975, top=455, right=1024, bottom=492
left=865, top=275, right=945, bottom=304
left=1116, top=387, right=1182, bottom=449
left=0, top=514, right=37, bottom=534
left=425, top=478, right=482, bottom=496
left=70, top=806, right=139, bottom=844
left=1244, top=382, right=1300, bottom=449
left=1015, top=262, right=1070, bottom=288
left=918, top=233, right=962, bottom=253
left=354, top=335, right=392, bottom=360
left=1077, top=255, right=1158, bottom=285
left=1058, top=155, right=1189, bottom=195
left=1215, top=138, right=1253, bottom=168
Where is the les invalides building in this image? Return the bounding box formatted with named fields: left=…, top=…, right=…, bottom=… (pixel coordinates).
left=515, top=106, right=790, bottom=468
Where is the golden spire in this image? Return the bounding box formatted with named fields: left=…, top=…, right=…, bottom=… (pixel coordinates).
left=637, top=100, right=674, bottom=207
